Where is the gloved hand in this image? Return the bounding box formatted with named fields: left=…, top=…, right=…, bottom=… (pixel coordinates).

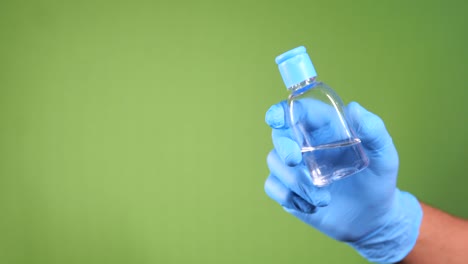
left=264, top=101, right=423, bottom=263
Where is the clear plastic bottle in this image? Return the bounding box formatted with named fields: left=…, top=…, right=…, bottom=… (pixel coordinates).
left=276, top=46, right=369, bottom=186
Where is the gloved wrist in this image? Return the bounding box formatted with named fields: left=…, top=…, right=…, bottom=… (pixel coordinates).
left=348, top=190, right=423, bottom=263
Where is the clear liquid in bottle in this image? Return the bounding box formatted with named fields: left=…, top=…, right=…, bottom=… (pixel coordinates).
left=301, top=138, right=368, bottom=186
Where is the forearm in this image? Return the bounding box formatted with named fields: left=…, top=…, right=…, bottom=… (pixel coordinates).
left=400, top=202, right=468, bottom=264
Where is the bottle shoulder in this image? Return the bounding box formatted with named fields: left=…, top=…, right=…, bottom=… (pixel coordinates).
left=288, top=81, right=338, bottom=101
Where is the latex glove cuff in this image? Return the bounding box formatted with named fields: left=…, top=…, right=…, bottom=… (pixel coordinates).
left=349, top=190, right=423, bottom=263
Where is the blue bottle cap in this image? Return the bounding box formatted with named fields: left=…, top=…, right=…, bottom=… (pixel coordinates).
left=275, top=46, right=317, bottom=89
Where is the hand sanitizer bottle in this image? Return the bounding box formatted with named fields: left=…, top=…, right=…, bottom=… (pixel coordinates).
left=276, top=46, right=369, bottom=186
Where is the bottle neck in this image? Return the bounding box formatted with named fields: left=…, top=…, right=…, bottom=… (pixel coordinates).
left=288, top=77, right=318, bottom=96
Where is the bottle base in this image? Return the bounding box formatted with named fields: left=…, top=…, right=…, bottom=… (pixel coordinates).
left=311, top=164, right=367, bottom=187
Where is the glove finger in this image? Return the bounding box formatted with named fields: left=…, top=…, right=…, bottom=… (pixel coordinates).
left=271, top=131, right=302, bottom=166
left=265, top=101, right=288, bottom=129
left=265, top=101, right=302, bottom=166
left=264, top=174, right=317, bottom=214
left=267, top=149, right=330, bottom=207
left=265, top=99, right=334, bottom=130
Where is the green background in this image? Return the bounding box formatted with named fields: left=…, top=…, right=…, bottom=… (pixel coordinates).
left=1, top=0, right=467, bottom=263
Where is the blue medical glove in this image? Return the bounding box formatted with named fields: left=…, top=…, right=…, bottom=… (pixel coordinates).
left=264, top=101, right=423, bottom=263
